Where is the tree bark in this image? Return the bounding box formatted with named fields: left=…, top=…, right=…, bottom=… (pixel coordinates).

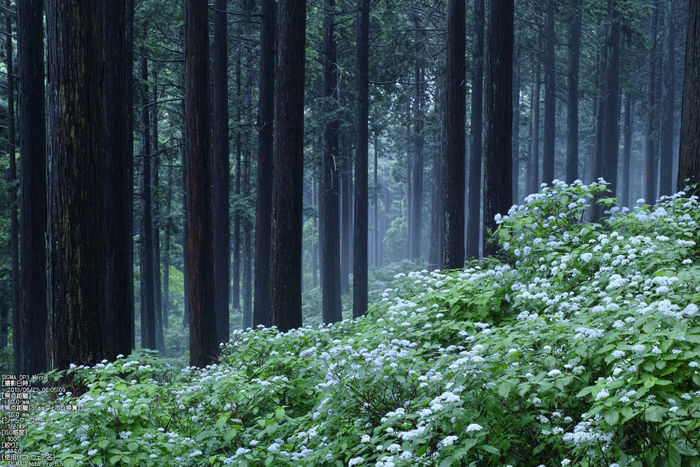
left=483, top=0, right=514, bottom=258
left=125, top=0, right=136, bottom=350
left=321, top=0, right=341, bottom=324
left=270, top=0, right=305, bottom=332
left=659, top=0, right=675, bottom=197
left=151, top=71, right=164, bottom=354
left=678, top=0, right=700, bottom=195
left=140, top=57, right=156, bottom=350
left=646, top=6, right=660, bottom=204
left=410, top=63, right=424, bottom=260
left=18, top=0, right=47, bottom=376
left=353, top=0, right=370, bottom=317
left=467, top=0, right=483, bottom=261
left=233, top=55, right=241, bottom=314
left=443, top=0, right=466, bottom=269
left=340, top=160, right=351, bottom=294
left=527, top=62, right=541, bottom=195
left=7, top=5, right=17, bottom=354
left=622, top=96, right=633, bottom=207
left=103, top=0, right=133, bottom=360
left=542, top=0, right=556, bottom=185
left=163, top=166, right=172, bottom=329
left=567, top=0, right=581, bottom=184
left=601, top=0, right=621, bottom=199
left=512, top=45, right=521, bottom=203
left=47, top=0, right=108, bottom=369
left=213, top=0, right=230, bottom=343
left=185, top=0, right=218, bottom=366
left=254, top=0, right=276, bottom=327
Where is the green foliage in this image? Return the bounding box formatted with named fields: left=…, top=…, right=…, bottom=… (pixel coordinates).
left=9, top=182, right=700, bottom=466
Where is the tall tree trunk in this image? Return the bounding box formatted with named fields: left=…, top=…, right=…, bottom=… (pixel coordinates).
left=622, top=96, right=633, bottom=207
left=542, top=0, right=556, bottom=185
left=213, top=0, right=230, bottom=343
left=312, top=178, right=319, bottom=288
left=678, top=0, right=700, bottom=195
left=242, top=71, right=253, bottom=330
left=185, top=0, right=218, bottom=366
left=151, top=71, right=164, bottom=353
left=527, top=62, right=541, bottom=195
left=646, top=6, right=660, bottom=204
left=140, top=57, right=156, bottom=350
left=18, top=0, right=47, bottom=376
left=321, top=0, right=342, bottom=324
left=429, top=131, right=442, bottom=268
left=593, top=37, right=607, bottom=183
left=512, top=45, right=521, bottom=202
left=7, top=5, right=17, bottom=353
left=659, top=0, right=675, bottom=197
left=270, top=0, right=305, bottom=332
left=340, top=158, right=351, bottom=294
left=233, top=56, right=241, bottom=313
left=410, top=63, right=424, bottom=260
left=443, top=0, right=466, bottom=269
left=467, top=0, right=483, bottom=260
left=103, top=0, right=133, bottom=360
left=602, top=0, right=621, bottom=200
left=47, top=0, right=108, bottom=369
left=182, top=144, right=190, bottom=328
left=254, top=0, right=276, bottom=327
left=375, top=133, right=380, bottom=268
left=125, top=0, right=136, bottom=350
left=163, top=166, right=172, bottom=329
left=483, top=0, right=514, bottom=257
left=567, top=0, right=581, bottom=184
left=354, top=0, right=370, bottom=317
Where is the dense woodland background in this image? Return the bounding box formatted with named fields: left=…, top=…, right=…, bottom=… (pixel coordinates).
left=0, top=0, right=699, bottom=375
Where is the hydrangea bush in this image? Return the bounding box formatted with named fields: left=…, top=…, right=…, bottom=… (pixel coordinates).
left=5, top=180, right=700, bottom=467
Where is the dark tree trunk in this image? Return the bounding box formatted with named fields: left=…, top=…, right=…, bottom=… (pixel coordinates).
left=254, top=0, right=276, bottom=327
left=410, top=64, right=424, bottom=260
left=340, top=161, right=351, bottom=294
left=103, top=0, right=133, bottom=360
left=321, top=0, right=342, bottom=324
left=467, top=0, right=483, bottom=261
left=593, top=36, right=608, bottom=183
left=430, top=131, right=442, bottom=268
left=567, top=0, right=581, bottom=184
left=602, top=0, right=621, bottom=199
left=47, top=0, right=108, bottom=369
left=151, top=72, right=164, bottom=354
left=659, top=0, right=675, bottom=197
left=312, top=179, right=319, bottom=288
left=18, top=0, right=47, bottom=376
left=527, top=63, right=541, bottom=195
left=483, top=0, right=514, bottom=258
left=443, top=0, right=466, bottom=269
left=213, top=0, right=230, bottom=343
left=185, top=0, right=218, bottom=366
left=542, top=0, right=556, bottom=185
left=679, top=0, right=700, bottom=195
left=354, top=0, right=370, bottom=317
left=270, top=0, right=305, bottom=332
left=163, top=166, right=172, bottom=329
left=7, top=6, right=17, bottom=354
left=374, top=134, right=380, bottom=268
left=646, top=6, right=660, bottom=204
left=622, top=96, right=633, bottom=207
left=140, top=57, right=156, bottom=350
left=242, top=80, right=253, bottom=330
left=126, top=0, right=136, bottom=350
left=233, top=56, right=241, bottom=313
left=182, top=145, right=190, bottom=328
left=512, top=45, right=521, bottom=203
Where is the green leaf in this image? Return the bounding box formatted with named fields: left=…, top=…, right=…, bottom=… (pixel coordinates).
left=605, top=409, right=619, bottom=425
left=109, top=455, right=121, bottom=465
left=275, top=408, right=286, bottom=421
left=668, top=444, right=682, bottom=467
left=98, top=440, right=110, bottom=449
left=216, top=414, right=229, bottom=430
left=223, top=428, right=238, bottom=441
left=498, top=381, right=512, bottom=398
left=644, top=405, right=665, bottom=422
left=576, top=386, right=595, bottom=398
left=480, top=445, right=499, bottom=454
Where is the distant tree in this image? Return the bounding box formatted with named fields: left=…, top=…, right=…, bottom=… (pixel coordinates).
left=254, top=0, right=276, bottom=327
left=103, top=0, right=133, bottom=359
left=601, top=0, right=621, bottom=200
left=467, top=0, right=483, bottom=260
left=442, top=0, right=466, bottom=269
left=542, top=0, right=556, bottom=185
left=658, top=0, right=676, bottom=198
left=483, top=0, right=514, bottom=257
left=47, top=0, right=108, bottom=369
left=140, top=57, right=157, bottom=351
left=7, top=3, right=17, bottom=358
left=212, top=0, right=230, bottom=343
left=18, top=0, right=47, bottom=377
left=270, top=0, right=306, bottom=331
left=566, top=0, right=581, bottom=184
left=645, top=6, right=660, bottom=204
left=678, top=0, right=700, bottom=196
left=527, top=61, right=541, bottom=195
left=321, top=0, right=342, bottom=324
left=185, top=0, right=218, bottom=366
left=353, top=0, right=370, bottom=318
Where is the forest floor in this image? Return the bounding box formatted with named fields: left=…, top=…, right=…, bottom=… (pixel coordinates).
left=5, top=180, right=700, bottom=467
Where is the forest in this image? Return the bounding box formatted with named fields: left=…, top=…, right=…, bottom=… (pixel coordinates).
left=1, top=0, right=700, bottom=465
